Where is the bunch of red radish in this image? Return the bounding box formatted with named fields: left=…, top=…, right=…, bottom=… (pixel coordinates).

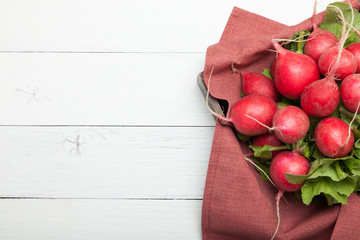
left=206, top=1, right=360, bottom=239
left=211, top=2, right=359, bottom=195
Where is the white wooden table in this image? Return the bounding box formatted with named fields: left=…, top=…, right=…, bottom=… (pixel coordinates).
left=0, top=1, right=336, bottom=239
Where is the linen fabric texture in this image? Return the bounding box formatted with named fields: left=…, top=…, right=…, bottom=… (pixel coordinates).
left=202, top=3, right=360, bottom=240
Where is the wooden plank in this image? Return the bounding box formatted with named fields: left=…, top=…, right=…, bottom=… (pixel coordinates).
left=0, top=53, right=214, bottom=126
left=0, top=199, right=202, bottom=240
left=0, top=0, right=335, bottom=52
left=0, top=126, right=214, bottom=198
left=0, top=0, right=236, bottom=52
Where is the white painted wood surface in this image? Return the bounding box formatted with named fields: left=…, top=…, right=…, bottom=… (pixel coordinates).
left=0, top=53, right=212, bottom=126
left=0, top=0, right=333, bottom=52
left=0, top=0, right=339, bottom=239
left=0, top=126, right=213, bottom=198
left=0, top=199, right=202, bottom=240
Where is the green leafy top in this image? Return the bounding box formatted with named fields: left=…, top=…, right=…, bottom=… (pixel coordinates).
left=261, top=68, right=272, bottom=79
left=287, top=101, right=360, bottom=206
left=284, top=30, right=311, bottom=54
left=320, top=2, right=360, bottom=47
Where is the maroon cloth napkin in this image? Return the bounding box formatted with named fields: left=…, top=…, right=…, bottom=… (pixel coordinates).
left=202, top=3, right=360, bottom=240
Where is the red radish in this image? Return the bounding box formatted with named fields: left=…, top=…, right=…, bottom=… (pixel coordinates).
left=270, top=151, right=309, bottom=192
left=270, top=58, right=276, bottom=79
left=304, top=0, right=339, bottom=63
left=269, top=151, right=310, bottom=240
left=315, top=117, right=354, bottom=158
left=245, top=106, right=309, bottom=144
left=318, top=48, right=357, bottom=80
left=300, top=51, right=341, bottom=118
left=300, top=5, right=351, bottom=117
left=341, top=74, right=360, bottom=112
left=317, top=4, right=357, bottom=80
left=346, top=42, right=360, bottom=73
left=206, top=68, right=278, bottom=136
left=240, top=71, right=280, bottom=101
left=342, top=12, right=360, bottom=73
left=225, top=94, right=277, bottom=136
left=300, top=79, right=339, bottom=117
left=252, top=133, right=284, bottom=160
left=304, top=31, right=339, bottom=63
left=272, top=106, right=310, bottom=144
left=345, top=17, right=360, bottom=74
left=206, top=71, right=278, bottom=136
left=231, top=63, right=280, bottom=101
left=272, top=41, right=320, bottom=99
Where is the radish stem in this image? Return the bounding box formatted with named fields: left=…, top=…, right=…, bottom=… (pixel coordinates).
left=244, top=114, right=274, bottom=131
left=231, top=55, right=242, bottom=74
left=271, top=190, right=284, bottom=240
left=312, top=0, right=318, bottom=30
left=326, top=5, right=349, bottom=78
left=245, top=157, right=277, bottom=188
left=343, top=101, right=360, bottom=149
left=339, top=106, right=360, bottom=124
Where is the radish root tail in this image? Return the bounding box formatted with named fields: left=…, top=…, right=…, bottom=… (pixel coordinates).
left=231, top=57, right=242, bottom=74
left=327, top=3, right=354, bottom=79
left=346, top=22, right=360, bottom=37
left=272, top=35, right=311, bottom=45
left=312, top=0, right=318, bottom=30
left=342, top=100, right=360, bottom=149
left=244, top=114, right=273, bottom=132
left=245, top=157, right=277, bottom=188
left=271, top=190, right=284, bottom=240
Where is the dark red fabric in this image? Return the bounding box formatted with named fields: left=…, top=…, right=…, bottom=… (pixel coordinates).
left=202, top=3, right=360, bottom=240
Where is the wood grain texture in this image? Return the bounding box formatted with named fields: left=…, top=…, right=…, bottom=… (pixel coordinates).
left=0, top=126, right=214, bottom=198
left=0, top=53, right=213, bottom=126
left=0, top=0, right=236, bottom=52
left=0, top=0, right=334, bottom=52
left=0, top=1, right=338, bottom=239
left=0, top=199, right=202, bottom=240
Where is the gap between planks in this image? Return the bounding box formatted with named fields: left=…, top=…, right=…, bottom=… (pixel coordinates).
left=0, top=125, right=215, bottom=128
left=0, top=197, right=203, bottom=200
left=0, top=51, right=205, bottom=54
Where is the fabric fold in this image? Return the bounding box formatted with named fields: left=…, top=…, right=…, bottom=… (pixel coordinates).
left=202, top=2, right=360, bottom=239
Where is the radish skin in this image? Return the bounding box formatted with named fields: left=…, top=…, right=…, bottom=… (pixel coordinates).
left=317, top=4, right=357, bottom=80
left=270, top=151, right=310, bottom=192
left=206, top=70, right=278, bottom=136
left=345, top=22, right=360, bottom=73
left=244, top=106, right=309, bottom=144
left=304, top=30, right=339, bottom=63
left=240, top=71, right=280, bottom=101
left=318, top=48, right=357, bottom=80
left=229, top=95, right=278, bottom=136
left=252, top=133, right=284, bottom=160
left=272, top=41, right=319, bottom=99
left=346, top=42, right=360, bottom=73
left=269, top=151, right=310, bottom=240
left=272, top=106, right=310, bottom=144
left=341, top=74, right=360, bottom=112
left=270, top=58, right=276, bottom=79
left=300, top=77, right=340, bottom=117
left=315, top=117, right=354, bottom=158
left=304, top=0, right=339, bottom=63
left=301, top=4, right=352, bottom=117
